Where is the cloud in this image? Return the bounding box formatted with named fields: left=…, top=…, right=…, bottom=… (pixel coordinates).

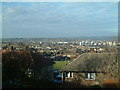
left=2, top=2, right=118, bottom=38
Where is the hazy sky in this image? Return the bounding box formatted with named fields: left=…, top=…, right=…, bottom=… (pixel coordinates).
left=2, top=2, right=118, bottom=38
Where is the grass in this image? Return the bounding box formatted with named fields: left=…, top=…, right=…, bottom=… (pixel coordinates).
left=54, top=61, right=69, bottom=70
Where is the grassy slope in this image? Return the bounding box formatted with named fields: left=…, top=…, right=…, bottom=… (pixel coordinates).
left=54, top=61, right=69, bottom=70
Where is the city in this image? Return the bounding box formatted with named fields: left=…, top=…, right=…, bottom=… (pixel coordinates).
left=1, top=38, right=120, bottom=88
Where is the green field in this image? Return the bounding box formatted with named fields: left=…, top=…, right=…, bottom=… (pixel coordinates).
left=54, top=61, right=69, bottom=70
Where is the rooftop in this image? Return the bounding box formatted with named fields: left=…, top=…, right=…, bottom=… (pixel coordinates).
left=61, top=53, right=118, bottom=73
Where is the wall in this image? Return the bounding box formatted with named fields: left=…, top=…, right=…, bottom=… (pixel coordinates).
left=62, top=72, right=119, bottom=87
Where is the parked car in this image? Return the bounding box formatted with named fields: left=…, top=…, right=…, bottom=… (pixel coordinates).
left=54, top=74, right=62, bottom=84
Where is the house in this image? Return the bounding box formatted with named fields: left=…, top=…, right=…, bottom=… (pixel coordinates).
left=89, top=48, right=96, bottom=53
left=61, top=53, right=119, bottom=87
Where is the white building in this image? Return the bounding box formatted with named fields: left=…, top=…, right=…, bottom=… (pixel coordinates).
left=112, top=41, right=116, bottom=46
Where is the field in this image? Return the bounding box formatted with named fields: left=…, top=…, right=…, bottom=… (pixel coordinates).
left=53, top=61, right=69, bottom=70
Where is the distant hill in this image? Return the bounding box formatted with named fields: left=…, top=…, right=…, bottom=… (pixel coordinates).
left=2, top=36, right=118, bottom=42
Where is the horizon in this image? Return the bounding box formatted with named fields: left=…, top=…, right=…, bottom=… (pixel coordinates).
left=2, top=36, right=118, bottom=42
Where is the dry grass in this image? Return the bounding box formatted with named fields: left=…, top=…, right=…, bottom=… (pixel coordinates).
left=103, top=79, right=120, bottom=88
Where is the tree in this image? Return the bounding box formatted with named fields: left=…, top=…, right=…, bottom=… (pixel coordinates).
left=2, top=50, right=33, bottom=87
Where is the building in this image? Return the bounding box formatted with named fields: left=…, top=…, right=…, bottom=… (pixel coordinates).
left=61, top=53, right=119, bottom=87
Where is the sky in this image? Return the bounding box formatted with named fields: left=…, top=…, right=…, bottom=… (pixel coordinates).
left=2, top=2, right=118, bottom=38
left=2, top=0, right=119, bottom=2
